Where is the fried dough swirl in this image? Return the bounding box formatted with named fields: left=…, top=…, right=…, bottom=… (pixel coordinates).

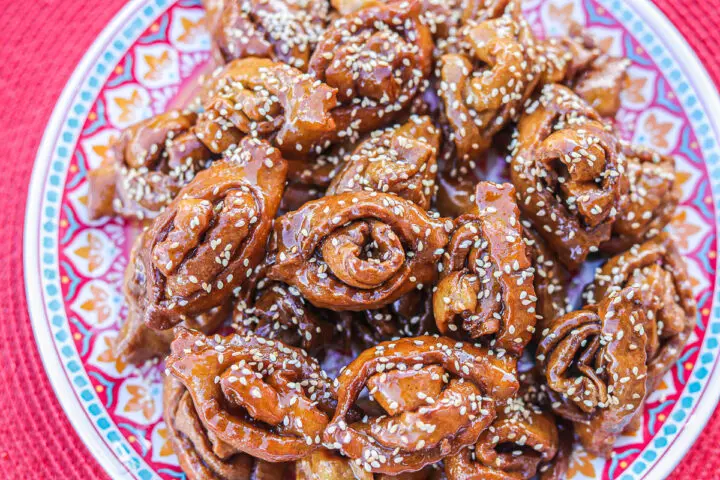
left=509, top=84, right=627, bottom=270
left=125, top=137, right=287, bottom=330
left=433, top=182, right=536, bottom=355
left=324, top=336, right=519, bottom=474
left=308, top=0, right=433, bottom=142
left=268, top=191, right=450, bottom=311
left=588, top=232, right=696, bottom=390
left=211, top=0, right=330, bottom=71
left=166, top=327, right=338, bottom=462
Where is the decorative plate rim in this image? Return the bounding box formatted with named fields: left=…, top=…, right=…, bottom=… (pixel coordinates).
left=22, top=0, right=720, bottom=479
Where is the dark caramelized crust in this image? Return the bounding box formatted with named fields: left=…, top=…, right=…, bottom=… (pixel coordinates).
left=268, top=191, right=449, bottom=311
left=308, top=0, right=434, bottom=143
left=327, top=115, right=441, bottom=210
left=433, top=182, right=536, bottom=355
left=196, top=58, right=338, bottom=157
left=87, top=109, right=214, bottom=220
left=125, top=137, right=287, bottom=330
left=509, top=84, right=627, bottom=270
left=324, top=336, right=519, bottom=474
left=166, top=327, right=338, bottom=462
left=211, top=0, right=330, bottom=71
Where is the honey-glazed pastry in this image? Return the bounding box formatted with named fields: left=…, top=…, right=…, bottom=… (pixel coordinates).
left=522, top=223, right=569, bottom=338
left=125, top=137, right=287, bottom=331
left=587, top=232, right=696, bottom=391
left=509, top=84, right=627, bottom=270
left=601, top=142, right=681, bottom=253
left=327, top=115, right=440, bottom=210
left=166, top=327, right=338, bottom=462
left=537, top=285, right=671, bottom=456
left=196, top=58, right=338, bottom=157
left=163, top=374, right=293, bottom=480
left=210, top=0, right=330, bottom=70
left=268, top=191, right=449, bottom=311
left=433, top=182, right=536, bottom=356
left=539, top=26, right=629, bottom=118
left=435, top=3, right=540, bottom=216
left=445, top=387, right=571, bottom=480
left=324, top=336, right=519, bottom=474
left=87, top=109, right=214, bottom=220
left=308, top=0, right=434, bottom=143
left=297, top=448, right=443, bottom=479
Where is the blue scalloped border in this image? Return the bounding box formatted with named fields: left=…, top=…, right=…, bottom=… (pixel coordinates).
left=30, top=0, right=720, bottom=479
left=35, top=1, right=171, bottom=479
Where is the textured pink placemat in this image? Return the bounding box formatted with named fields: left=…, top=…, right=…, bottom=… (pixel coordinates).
left=0, top=0, right=718, bottom=478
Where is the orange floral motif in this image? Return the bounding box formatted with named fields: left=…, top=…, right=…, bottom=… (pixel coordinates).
left=567, top=449, right=598, bottom=479
left=97, top=336, right=128, bottom=374
left=177, top=17, right=204, bottom=44
left=79, top=284, right=112, bottom=324
left=114, top=90, right=145, bottom=123
left=595, top=36, right=614, bottom=54
left=548, top=3, right=575, bottom=27
left=143, top=51, right=171, bottom=81
left=124, top=384, right=156, bottom=421
left=674, top=170, right=691, bottom=190
left=671, top=210, right=701, bottom=251
left=154, top=426, right=175, bottom=457
left=74, top=232, right=105, bottom=274
left=624, top=76, right=648, bottom=104
left=643, top=113, right=674, bottom=150
left=90, top=135, right=118, bottom=161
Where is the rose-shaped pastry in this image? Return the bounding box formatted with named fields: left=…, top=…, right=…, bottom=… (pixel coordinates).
left=211, top=0, right=330, bottom=70
left=571, top=55, right=629, bottom=118
left=438, top=10, right=539, bottom=163
left=88, top=109, right=214, bottom=220
left=509, top=84, right=627, bottom=270
left=166, top=327, right=338, bottom=462
left=327, top=115, right=440, bottom=210
left=538, top=26, right=629, bottom=118
left=126, top=137, right=287, bottom=330
left=268, top=191, right=449, bottom=311
left=324, top=336, right=519, bottom=474
left=522, top=223, right=569, bottom=338
left=196, top=58, right=337, bottom=157
left=433, top=182, right=536, bottom=356
left=445, top=397, right=567, bottom=480
left=601, top=143, right=681, bottom=252
left=163, top=375, right=293, bottom=480
left=537, top=286, right=663, bottom=455
left=297, top=448, right=442, bottom=479
left=588, top=232, right=696, bottom=390
left=308, top=0, right=433, bottom=142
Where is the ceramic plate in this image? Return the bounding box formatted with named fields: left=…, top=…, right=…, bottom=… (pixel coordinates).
left=24, top=0, right=720, bottom=478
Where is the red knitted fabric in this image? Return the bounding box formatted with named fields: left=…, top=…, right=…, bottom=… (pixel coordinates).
left=0, top=0, right=717, bottom=478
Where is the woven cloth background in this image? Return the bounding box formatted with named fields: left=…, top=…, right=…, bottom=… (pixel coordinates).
left=0, top=0, right=718, bottom=478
